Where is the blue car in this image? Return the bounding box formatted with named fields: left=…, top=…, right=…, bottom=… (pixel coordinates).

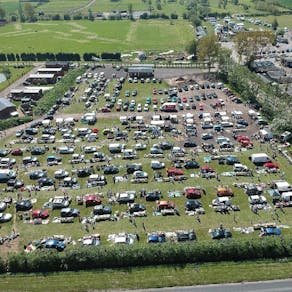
left=45, top=239, right=66, bottom=251
left=147, top=233, right=166, bottom=243
left=260, top=227, right=281, bottom=237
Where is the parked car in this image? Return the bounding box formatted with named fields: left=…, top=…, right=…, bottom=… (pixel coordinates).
left=116, top=191, right=136, bottom=204
left=60, top=208, right=80, bottom=218
left=16, top=199, right=33, bottom=211
left=184, top=160, right=200, bottom=169
left=52, top=196, right=71, bottom=210
left=185, top=200, right=202, bottom=211
left=32, top=209, right=49, bottom=219
left=147, top=233, right=166, bottom=243
left=84, top=195, right=102, bottom=207
left=93, top=205, right=112, bottom=215
left=0, top=213, right=12, bottom=223
left=128, top=203, right=146, bottom=214
left=176, top=229, right=197, bottom=242
left=211, top=227, right=232, bottom=239
left=44, top=239, right=66, bottom=251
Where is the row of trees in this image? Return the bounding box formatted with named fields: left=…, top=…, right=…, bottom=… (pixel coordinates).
left=0, top=52, right=121, bottom=62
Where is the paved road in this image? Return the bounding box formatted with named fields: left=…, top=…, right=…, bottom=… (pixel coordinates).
left=129, top=279, right=292, bottom=292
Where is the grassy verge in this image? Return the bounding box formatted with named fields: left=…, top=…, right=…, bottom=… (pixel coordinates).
left=1, top=259, right=292, bottom=291
left=0, top=66, right=33, bottom=92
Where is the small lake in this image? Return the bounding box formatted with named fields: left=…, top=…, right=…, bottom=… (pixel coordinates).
left=0, top=73, right=6, bottom=83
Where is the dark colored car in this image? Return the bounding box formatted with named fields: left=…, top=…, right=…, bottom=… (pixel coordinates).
left=31, top=147, right=46, bottom=155
left=176, top=229, right=197, bottom=242
left=184, top=160, right=200, bottom=169
left=183, top=140, right=197, bottom=148
left=16, top=199, right=33, bottom=211
left=211, top=227, right=232, bottom=239
left=29, top=170, right=47, bottom=180
left=128, top=203, right=146, bottom=214
left=38, top=177, right=55, bottom=187
left=126, top=164, right=142, bottom=174
left=145, top=190, right=162, bottom=201
left=93, top=205, right=112, bottom=215
left=103, top=165, right=119, bottom=175
left=77, top=168, right=92, bottom=178
left=185, top=200, right=202, bottom=211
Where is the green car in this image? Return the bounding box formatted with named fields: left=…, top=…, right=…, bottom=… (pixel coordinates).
left=146, top=97, right=152, bottom=104
left=125, top=90, right=130, bottom=97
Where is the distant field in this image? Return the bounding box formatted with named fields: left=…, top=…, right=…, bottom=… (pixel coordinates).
left=279, top=0, right=292, bottom=9
left=258, top=15, right=292, bottom=28
left=0, top=20, right=194, bottom=54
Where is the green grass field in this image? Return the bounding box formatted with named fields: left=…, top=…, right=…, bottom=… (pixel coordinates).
left=0, top=20, right=193, bottom=54
left=0, top=66, right=32, bottom=92
left=1, top=259, right=292, bottom=291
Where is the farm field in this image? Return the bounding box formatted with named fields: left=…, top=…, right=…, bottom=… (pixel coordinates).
left=0, top=20, right=193, bottom=54
left=0, top=66, right=292, bottom=255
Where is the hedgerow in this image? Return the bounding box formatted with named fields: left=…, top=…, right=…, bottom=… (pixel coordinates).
left=6, top=237, right=292, bottom=273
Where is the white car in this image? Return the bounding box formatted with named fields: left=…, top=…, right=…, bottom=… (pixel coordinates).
left=248, top=195, right=267, bottom=205
left=83, top=146, right=97, bottom=154
left=212, top=197, right=231, bottom=207
left=137, top=104, right=142, bottom=112
left=0, top=213, right=12, bottom=223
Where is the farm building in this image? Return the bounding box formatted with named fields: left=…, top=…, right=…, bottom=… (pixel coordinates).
left=0, top=98, right=16, bottom=119
left=37, top=67, right=64, bottom=76
left=10, top=88, right=43, bottom=101
left=128, top=64, right=154, bottom=78
left=27, top=74, right=57, bottom=85
left=45, top=61, right=70, bottom=71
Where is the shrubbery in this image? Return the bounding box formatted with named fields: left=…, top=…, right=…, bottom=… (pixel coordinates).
left=6, top=237, right=292, bottom=274
left=0, top=116, right=33, bottom=131
left=33, top=66, right=86, bottom=116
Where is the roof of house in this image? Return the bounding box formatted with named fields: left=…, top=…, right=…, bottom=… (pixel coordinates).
left=0, top=98, right=16, bottom=111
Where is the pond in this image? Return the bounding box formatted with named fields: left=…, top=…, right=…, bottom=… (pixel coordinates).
left=0, top=73, right=7, bottom=83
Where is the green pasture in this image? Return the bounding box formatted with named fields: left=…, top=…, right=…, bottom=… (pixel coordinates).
left=1, top=259, right=292, bottom=291
left=258, top=15, right=292, bottom=28
left=0, top=20, right=193, bottom=54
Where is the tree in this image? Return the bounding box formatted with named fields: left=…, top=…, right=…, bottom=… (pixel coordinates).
left=0, top=6, right=6, bottom=19
left=197, top=34, right=220, bottom=73
left=88, top=9, right=94, bottom=21
left=234, top=31, right=274, bottom=64
left=128, top=4, right=133, bottom=19
left=186, top=39, right=198, bottom=59
left=272, top=18, right=278, bottom=31
left=23, top=3, right=35, bottom=21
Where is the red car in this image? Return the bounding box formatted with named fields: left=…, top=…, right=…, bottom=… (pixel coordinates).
left=184, top=186, right=202, bottom=199
left=157, top=200, right=175, bottom=210
left=182, top=97, right=188, bottom=103
left=92, top=128, right=99, bottom=133
left=84, top=195, right=102, bottom=207
left=153, top=98, right=158, bottom=104
left=32, top=209, right=49, bottom=219
left=237, top=135, right=250, bottom=143
left=201, top=166, right=215, bottom=174
left=240, top=140, right=253, bottom=148
left=264, top=162, right=279, bottom=169
left=11, top=148, right=23, bottom=156
left=167, top=168, right=184, bottom=177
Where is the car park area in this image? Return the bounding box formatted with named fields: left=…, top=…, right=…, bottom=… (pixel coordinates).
left=0, top=65, right=291, bottom=252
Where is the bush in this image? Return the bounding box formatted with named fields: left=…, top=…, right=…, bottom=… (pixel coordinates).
left=0, top=116, right=33, bottom=131
left=6, top=237, right=292, bottom=274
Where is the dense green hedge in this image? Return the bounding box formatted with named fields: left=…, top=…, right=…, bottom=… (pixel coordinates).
left=34, top=66, right=87, bottom=116
left=0, top=116, right=33, bottom=131
left=6, top=237, right=292, bottom=273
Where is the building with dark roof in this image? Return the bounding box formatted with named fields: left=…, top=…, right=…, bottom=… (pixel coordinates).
left=128, top=64, right=154, bottom=78
left=0, top=98, right=16, bottom=119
